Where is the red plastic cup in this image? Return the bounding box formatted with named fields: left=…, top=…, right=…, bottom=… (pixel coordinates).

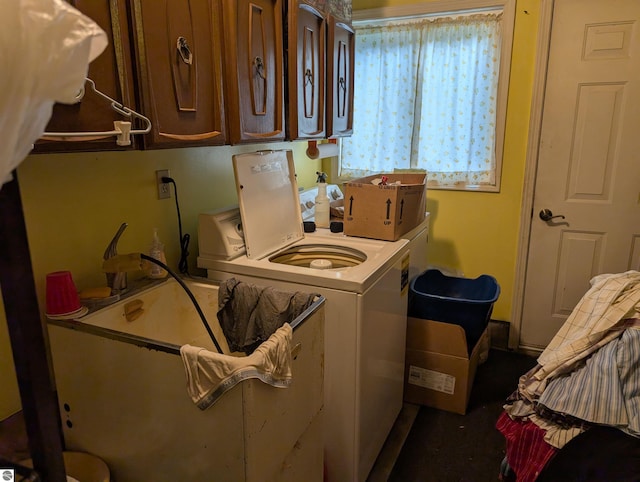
left=46, top=271, right=82, bottom=316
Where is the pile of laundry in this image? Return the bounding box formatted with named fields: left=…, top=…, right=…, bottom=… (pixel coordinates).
left=497, top=270, right=640, bottom=481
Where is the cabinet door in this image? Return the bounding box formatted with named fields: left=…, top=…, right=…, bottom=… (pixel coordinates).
left=222, top=0, right=285, bottom=144
left=287, top=2, right=326, bottom=140
left=327, top=17, right=354, bottom=138
left=34, top=0, right=137, bottom=153
left=130, top=0, right=226, bottom=149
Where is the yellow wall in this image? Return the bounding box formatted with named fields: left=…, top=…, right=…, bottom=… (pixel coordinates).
left=1, top=0, right=540, bottom=419
left=352, top=0, right=540, bottom=322
left=0, top=142, right=319, bottom=419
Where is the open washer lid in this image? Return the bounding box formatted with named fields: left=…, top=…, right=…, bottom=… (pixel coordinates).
left=233, top=150, right=304, bottom=259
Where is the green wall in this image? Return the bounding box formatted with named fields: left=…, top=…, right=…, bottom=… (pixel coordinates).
left=1, top=0, right=540, bottom=419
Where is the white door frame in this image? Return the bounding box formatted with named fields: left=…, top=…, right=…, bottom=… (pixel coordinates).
left=510, top=0, right=555, bottom=350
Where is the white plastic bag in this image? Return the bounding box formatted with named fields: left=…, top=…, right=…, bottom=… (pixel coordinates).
left=0, top=0, right=107, bottom=188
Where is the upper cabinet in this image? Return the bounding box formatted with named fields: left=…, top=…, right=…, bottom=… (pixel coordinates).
left=34, top=0, right=353, bottom=152
left=130, top=0, right=227, bottom=148
left=327, top=17, right=354, bottom=138
left=286, top=2, right=326, bottom=140
left=33, top=0, right=137, bottom=153
left=286, top=0, right=354, bottom=140
left=222, top=0, right=286, bottom=144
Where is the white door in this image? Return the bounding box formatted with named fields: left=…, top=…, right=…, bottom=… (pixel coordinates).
left=519, top=0, right=640, bottom=350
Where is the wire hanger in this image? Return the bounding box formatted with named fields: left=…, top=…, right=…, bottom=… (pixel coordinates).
left=42, top=78, right=151, bottom=146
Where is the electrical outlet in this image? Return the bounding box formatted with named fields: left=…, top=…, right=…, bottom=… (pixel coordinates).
left=156, top=169, right=171, bottom=199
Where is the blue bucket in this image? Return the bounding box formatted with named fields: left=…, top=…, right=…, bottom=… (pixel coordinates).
left=408, top=269, right=500, bottom=353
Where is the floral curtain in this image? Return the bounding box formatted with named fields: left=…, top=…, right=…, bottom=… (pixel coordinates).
left=341, top=13, right=503, bottom=188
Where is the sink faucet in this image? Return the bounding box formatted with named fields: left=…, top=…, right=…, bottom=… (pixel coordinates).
left=104, top=222, right=128, bottom=293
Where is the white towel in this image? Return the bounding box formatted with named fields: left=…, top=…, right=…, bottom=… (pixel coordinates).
left=180, top=323, right=293, bottom=410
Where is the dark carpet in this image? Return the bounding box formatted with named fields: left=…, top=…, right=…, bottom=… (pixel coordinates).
left=389, top=349, right=537, bottom=482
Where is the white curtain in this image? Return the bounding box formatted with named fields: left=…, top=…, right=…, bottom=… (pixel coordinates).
left=341, top=13, right=502, bottom=188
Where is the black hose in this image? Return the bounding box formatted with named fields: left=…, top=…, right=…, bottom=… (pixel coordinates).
left=140, top=253, right=223, bottom=354
left=162, top=176, right=190, bottom=275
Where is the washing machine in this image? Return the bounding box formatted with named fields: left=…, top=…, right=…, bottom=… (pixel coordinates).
left=197, top=150, right=430, bottom=482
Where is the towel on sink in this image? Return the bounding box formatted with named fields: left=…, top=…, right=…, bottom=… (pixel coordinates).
left=180, top=323, right=293, bottom=410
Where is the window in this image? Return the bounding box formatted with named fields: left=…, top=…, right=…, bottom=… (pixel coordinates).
left=339, top=1, right=514, bottom=192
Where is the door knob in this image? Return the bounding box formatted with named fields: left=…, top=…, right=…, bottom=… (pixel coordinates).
left=539, top=208, right=565, bottom=222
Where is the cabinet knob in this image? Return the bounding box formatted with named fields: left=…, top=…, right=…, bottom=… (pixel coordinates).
left=339, top=76, right=346, bottom=92
left=176, top=36, right=193, bottom=65
left=305, top=68, right=313, bottom=86
left=254, top=57, right=266, bottom=80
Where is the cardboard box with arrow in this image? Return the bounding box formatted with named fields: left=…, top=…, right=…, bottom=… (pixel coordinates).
left=343, top=173, right=426, bottom=241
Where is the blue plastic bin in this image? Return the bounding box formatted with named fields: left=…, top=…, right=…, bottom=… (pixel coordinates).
left=408, top=269, right=500, bottom=353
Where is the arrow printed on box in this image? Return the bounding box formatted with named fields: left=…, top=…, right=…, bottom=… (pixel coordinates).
left=386, top=198, right=392, bottom=219
left=349, top=196, right=354, bottom=215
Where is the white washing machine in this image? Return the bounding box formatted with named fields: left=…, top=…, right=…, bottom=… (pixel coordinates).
left=197, top=150, right=429, bottom=482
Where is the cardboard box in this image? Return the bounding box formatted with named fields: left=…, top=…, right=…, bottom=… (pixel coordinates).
left=403, top=317, right=487, bottom=415
left=343, top=173, right=426, bottom=241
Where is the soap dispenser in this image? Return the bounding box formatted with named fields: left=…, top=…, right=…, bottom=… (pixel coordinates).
left=315, top=171, right=330, bottom=228
left=148, top=228, right=168, bottom=279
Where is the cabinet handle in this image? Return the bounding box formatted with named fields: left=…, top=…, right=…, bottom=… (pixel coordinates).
left=305, top=68, right=313, bottom=86
left=177, top=36, right=193, bottom=65
left=254, top=56, right=266, bottom=80
left=339, top=76, right=346, bottom=92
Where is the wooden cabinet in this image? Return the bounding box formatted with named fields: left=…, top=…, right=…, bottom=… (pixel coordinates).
left=35, top=0, right=352, bottom=152
left=222, top=0, right=286, bottom=144
left=35, top=0, right=227, bottom=152
left=34, top=0, right=137, bottom=153
left=286, top=2, right=326, bottom=140
left=130, top=0, right=226, bottom=148
left=222, top=0, right=352, bottom=144
left=327, top=17, right=354, bottom=138
left=287, top=0, right=353, bottom=140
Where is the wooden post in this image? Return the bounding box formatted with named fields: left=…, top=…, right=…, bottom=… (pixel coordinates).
left=0, top=172, right=66, bottom=481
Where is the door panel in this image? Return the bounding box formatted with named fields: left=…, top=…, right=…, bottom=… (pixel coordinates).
left=131, top=0, right=226, bottom=148
left=327, top=18, right=354, bottom=138
left=520, top=0, right=640, bottom=350
left=223, top=0, right=285, bottom=144
left=554, top=231, right=604, bottom=314
left=568, top=84, right=623, bottom=201
left=286, top=2, right=326, bottom=140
